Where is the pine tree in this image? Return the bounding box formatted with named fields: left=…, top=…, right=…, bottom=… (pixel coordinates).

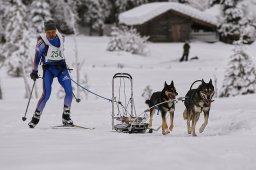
left=110, top=0, right=148, bottom=24
left=219, top=39, right=256, bottom=97
left=85, top=0, right=104, bottom=36
left=30, top=0, right=52, bottom=35
left=0, top=0, right=6, bottom=44
left=74, top=0, right=112, bottom=36
left=217, top=0, right=256, bottom=44
left=0, top=0, right=31, bottom=78
left=48, top=0, right=74, bottom=34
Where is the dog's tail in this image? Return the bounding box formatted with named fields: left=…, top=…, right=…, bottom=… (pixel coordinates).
left=183, top=109, right=188, bottom=120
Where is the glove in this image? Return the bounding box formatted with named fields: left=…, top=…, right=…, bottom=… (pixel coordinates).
left=30, top=70, right=39, bottom=81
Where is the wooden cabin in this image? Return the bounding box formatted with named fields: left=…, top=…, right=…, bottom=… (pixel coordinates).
left=119, top=2, right=219, bottom=42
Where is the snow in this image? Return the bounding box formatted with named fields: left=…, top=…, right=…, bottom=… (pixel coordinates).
left=119, top=2, right=218, bottom=26
left=1, top=36, right=256, bottom=170
left=204, top=4, right=222, bottom=18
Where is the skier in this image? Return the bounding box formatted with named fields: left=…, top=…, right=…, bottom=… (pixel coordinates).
left=28, top=20, right=73, bottom=128
left=179, top=41, right=190, bottom=62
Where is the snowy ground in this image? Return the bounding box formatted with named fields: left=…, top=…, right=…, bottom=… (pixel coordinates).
left=1, top=36, right=256, bottom=170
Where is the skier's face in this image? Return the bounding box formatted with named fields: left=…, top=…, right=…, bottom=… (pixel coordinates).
left=46, top=30, right=57, bottom=40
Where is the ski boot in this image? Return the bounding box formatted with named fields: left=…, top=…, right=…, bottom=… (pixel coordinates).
left=62, top=105, right=73, bottom=126
left=28, top=109, right=41, bottom=128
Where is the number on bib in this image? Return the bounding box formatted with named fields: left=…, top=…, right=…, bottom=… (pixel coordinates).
left=51, top=51, right=63, bottom=58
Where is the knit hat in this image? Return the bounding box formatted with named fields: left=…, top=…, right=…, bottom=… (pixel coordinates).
left=44, top=20, right=56, bottom=31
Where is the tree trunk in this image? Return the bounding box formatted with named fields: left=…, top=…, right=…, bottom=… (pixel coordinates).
left=89, top=21, right=93, bottom=36
left=21, top=60, right=31, bottom=98
left=99, top=25, right=103, bottom=36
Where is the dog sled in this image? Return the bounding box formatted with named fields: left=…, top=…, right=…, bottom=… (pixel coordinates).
left=112, top=73, right=148, bottom=133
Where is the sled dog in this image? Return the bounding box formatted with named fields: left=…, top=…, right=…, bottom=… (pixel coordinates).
left=183, top=79, right=214, bottom=136
left=145, top=81, right=178, bottom=135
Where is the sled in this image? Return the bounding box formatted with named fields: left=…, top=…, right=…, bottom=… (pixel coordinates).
left=112, top=73, right=148, bottom=133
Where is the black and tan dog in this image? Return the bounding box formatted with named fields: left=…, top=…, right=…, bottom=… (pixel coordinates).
left=145, top=81, right=178, bottom=135
left=183, top=79, right=214, bottom=136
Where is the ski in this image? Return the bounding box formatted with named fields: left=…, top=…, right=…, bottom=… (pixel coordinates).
left=52, top=124, right=95, bottom=130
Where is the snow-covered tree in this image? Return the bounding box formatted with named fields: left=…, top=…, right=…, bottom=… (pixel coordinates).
left=219, top=39, right=256, bottom=97
left=107, top=0, right=148, bottom=24
left=48, top=0, right=74, bottom=34
left=84, top=0, right=105, bottom=36
left=0, top=0, right=31, bottom=78
left=0, top=0, right=31, bottom=98
left=0, top=1, right=6, bottom=44
left=30, top=0, right=52, bottom=35
left=75, top=0, right=112, bottom=35
left=107, top=26, right=149, bottom=55
left=215, top=0, right=256, bottom=44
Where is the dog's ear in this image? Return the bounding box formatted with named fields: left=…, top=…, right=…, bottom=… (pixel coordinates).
left=209, top=79, right=213, bottom=85
left=171, top=81, right=174, bottom=86
left=164, top=81, right=168, bottom=87
left=202, top=79, right=205, bottom=84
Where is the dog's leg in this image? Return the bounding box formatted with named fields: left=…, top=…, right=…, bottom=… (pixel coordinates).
left=161, top=112, right=170, bottom=135
left=148, top=108, right=155, bottom=133
left=191, top=115, right=197, bottom=136
left=187, top=111, right=191, bottom=134
left=191, top=112, right=200, bottom=136
left=169, top=112, right=174, bottom=131
left=183, top=108, right=188, bottom=120
left=199, top=111, right=209, bottom=133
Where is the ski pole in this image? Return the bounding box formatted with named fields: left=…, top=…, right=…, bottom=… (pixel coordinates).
left=72, top=91, right=81, bottom=103
left=22, top=80, right=36, bottom=121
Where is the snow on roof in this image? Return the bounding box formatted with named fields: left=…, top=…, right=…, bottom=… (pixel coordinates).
left=119, top=2, right=218, bottom=26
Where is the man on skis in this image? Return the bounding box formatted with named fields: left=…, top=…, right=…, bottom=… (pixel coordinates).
left=28, top=20, right=73, bottom=128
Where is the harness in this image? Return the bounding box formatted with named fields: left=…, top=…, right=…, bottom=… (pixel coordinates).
left=187, top=80, right=214, bottom=112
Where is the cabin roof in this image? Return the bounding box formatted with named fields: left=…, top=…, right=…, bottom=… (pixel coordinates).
left=119, top=2, right=218, bottom=26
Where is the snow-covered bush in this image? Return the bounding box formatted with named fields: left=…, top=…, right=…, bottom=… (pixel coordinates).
left=219, top=39, right=256, bottom=97
left=141, top=85, right=152, bottom=100
left=107, top=26, right=149, bottom=55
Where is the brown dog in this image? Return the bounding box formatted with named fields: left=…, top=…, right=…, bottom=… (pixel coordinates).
left=145, top=81, right=178, bottom=135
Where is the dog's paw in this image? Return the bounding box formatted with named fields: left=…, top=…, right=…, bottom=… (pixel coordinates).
left=199, top=127, right=204, bottom=133
left=162, top=131, right=167, bottom=135
left=169, top=125, right=174, bottom=131
left=192, top=132, right=197, bottom=137
left=162, top=129, right=170, bottom=135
